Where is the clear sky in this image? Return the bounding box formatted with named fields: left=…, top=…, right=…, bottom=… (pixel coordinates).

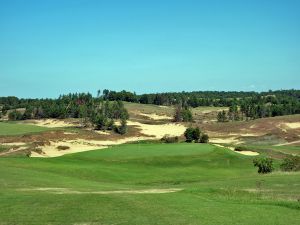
left=0, top=0, right=299, bottom=98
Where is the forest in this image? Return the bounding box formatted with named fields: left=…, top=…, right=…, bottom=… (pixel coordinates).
left=0, top=89, right=300, bottom=122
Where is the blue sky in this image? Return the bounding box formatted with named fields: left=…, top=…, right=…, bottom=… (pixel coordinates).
left=0, top=0, right=299, bottom=98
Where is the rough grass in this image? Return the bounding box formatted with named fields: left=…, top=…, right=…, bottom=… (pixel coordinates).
left=0, top=143, right=299, bottom=225
left=0, top=122, right=51, bottom=136
left=0, top=145, right=9, bottom=152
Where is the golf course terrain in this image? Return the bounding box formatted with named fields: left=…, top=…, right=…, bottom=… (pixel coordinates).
left=1, top=99, right=300, bottom=225
left=1, top=143, right=299, bottom=225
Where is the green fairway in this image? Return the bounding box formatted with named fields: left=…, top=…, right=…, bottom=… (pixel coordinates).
left=0, top=143, right=299, bottom=225
left=0, top=122, right=50, bottom=136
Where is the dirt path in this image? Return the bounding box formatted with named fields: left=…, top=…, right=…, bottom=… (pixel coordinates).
left=19, top=187, right=182, bottom=195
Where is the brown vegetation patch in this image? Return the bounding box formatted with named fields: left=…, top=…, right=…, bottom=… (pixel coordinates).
left=57, top=145, right=70, bottom=151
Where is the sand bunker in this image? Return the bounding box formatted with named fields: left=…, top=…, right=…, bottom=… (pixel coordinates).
left=213, top=144, right=259, bottom=156
left=209, top=137, right=242, bottom=145
left=30, top=121, right=186, bottom=157
left=127, top=121, right=186, bottom=138
left=139, top=113, right=172, bottom=120
left=284, top=122, right=300, bottom=129
left=19, top=187, right=182, bottom=195
left=24, top=119, right=76, bottom=128
left=31, top=136, right=155, bottom=157
left=30, top=140, right=108, bottom=157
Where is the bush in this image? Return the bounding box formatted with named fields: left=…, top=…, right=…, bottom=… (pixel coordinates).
left=8, top=110, right=23, bottom=120
left=161, top=135, right=179, bottom=143
left=173, top=105, right=193, bottom=122
left=184, top=127, right=209, bottom=143
left=22, top=107, right=33, bottom=120
left=200, top=133, right=209, bottom=143
left=184, top=128, right=195, bottom=142
left=181, top=109, right=193, bottom=122
left=114, top=119, right=127, bottom=135
left=253, top=157, right=274, bottom=174
left=280, top=156, right=300, bottom=172
left=57, top=146, right=70, bottom=151
left=93, top=114, right=107, bottom=130
left=234, top=146, right=248, bottom=152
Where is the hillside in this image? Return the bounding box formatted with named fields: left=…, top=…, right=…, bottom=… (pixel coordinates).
left=0, top=143, right=299, bottom=225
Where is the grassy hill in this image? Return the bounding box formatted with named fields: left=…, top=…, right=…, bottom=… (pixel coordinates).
left=0, top=143, right=299, bottom=225
left=0, top=121, right=51, bottom=136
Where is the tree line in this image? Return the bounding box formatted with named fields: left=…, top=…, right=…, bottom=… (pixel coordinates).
left=1, top=89, right=300, bottom=123
left=0, top=92, right=129, bottom=134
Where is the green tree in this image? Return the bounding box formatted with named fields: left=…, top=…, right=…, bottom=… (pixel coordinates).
left=115, top=118, right=127, bottom=135
left=22, top=107, right=33, bottom=120
left=192, top=127, right=201, bottom=142
left=217, top=110, right=227, bottom=122
left=253, top=158, right=274, bottom=174
left=8, top=110, right=23, bottom=120
left=280, top=156, right=300, bottom=172
left=184, top=128, right=195, bottom=142
left=94, top=114, right=107, bottom=130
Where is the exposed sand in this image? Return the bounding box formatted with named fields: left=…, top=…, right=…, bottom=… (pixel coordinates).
left=228, top=133, right=260, bottom=137
left=29, top=121, right=186, bottom=157
left=209, top=137, right=242, bottom=144
left=213, top=144, right=259, bottom=156
left=127, top=121, right=186, bottom=138
left=19, top=187, right=182, bottom=195
left=23, top=119, right=76, bottom=128
left=284, top=122, right=300, bottom=129
left=94, top=130, right=110, bottom=135
left=30, top=140, right=108, bottom=157
left=31, top=136, right=156, bottom=157
left=139, top=113, right=172, bottom=120
left=1, top=142, right=27, bottom=146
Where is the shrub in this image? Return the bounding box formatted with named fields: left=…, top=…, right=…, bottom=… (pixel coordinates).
left=184, top=127, right=209, bottom=143
left=184, top=128, right=195, bottom=142
left=173, top=105, right=193, bottom=122
left=161, top=135, right=179, bottom=143
left=235, top=146, right=248, bottom=152
left=193, top=128, right=201, bottom=142
left=280, top=156, right=300, bottom=172
left=200, top=133, right=209, bottom=143
left=8, top=110, right=23, bottom=121
left=114, top=119, right=127, bottom=135
left=93, top=114, right=107, bottom=130
left=181, top=109, right=193, bottom=122
left=22, top=107, right=33, bottom=120
left=57, top=146, right=70, bottom=151
left=253, top=157, right=274, bottom=174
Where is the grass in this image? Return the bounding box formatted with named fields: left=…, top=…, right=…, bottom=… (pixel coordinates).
left=0, top=145, right=9, bottom=153
left=0, top=121, right=51, bottom=136
left=0, top=143, right=299, bottom=225
left=242, top=144, right=300, bottom=157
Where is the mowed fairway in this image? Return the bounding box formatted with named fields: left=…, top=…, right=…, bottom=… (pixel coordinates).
left=0, top=122, right=50, bottom=136
left=0, top=143, right=299, bottom=225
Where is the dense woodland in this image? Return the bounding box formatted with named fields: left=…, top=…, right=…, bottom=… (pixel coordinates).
left=101, top=89, right=300, bottom=121
left=0, top=89, right=300, bottom=123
